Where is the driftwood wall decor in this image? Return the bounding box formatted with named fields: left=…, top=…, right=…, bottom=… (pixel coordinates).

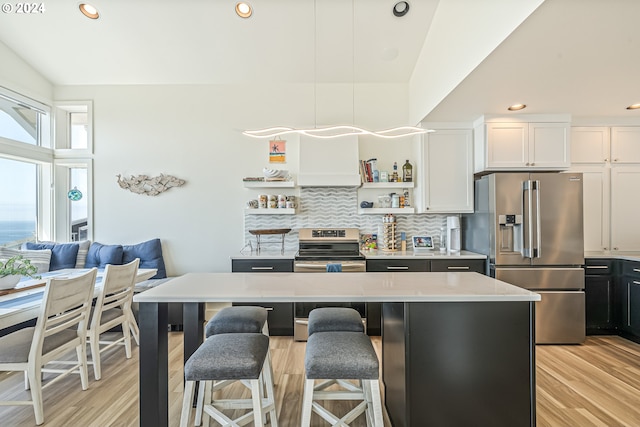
left=116, top=173, right=186, bottom=196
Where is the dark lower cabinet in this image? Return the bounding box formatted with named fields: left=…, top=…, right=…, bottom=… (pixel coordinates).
left=619, top=269, right=640, bottom=341
left=383, top=301, right=535, bottom=427
left=231, top=258, right=294, bottom=336
left=366, top=258, right=487, bottom=336
left=584, top=259, right=615, bottom=334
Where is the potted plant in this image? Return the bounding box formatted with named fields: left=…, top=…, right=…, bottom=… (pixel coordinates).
left=0, top=255, right=41, bottom=290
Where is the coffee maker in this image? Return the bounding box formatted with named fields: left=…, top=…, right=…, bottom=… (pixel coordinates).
left=446, top=216, right=461, bottom=253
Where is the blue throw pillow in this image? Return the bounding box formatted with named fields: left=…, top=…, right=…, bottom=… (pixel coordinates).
left=122, top=238, right=167, bottom=279
left=25, top=242, right=79, bottom=271
left=84, top=242, right=124, bottom=269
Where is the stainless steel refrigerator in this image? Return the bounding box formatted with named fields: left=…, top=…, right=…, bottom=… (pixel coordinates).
left=463, top=172, right=585, bottom=344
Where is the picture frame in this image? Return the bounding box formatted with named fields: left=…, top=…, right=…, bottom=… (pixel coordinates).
left=412, top=236, right=433, bottom=251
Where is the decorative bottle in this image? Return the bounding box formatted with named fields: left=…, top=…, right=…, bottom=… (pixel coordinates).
left=392, top=162, right=399, bottom=182
left=402, top=160, right=413, bottom=182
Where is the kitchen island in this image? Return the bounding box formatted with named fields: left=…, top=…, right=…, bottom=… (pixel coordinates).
left=134, top=272, right=539, bottom=427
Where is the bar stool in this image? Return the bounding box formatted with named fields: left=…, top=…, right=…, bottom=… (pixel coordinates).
left=308, top=307, right=365, bottom=336
left=301, top=331, right=384, bottom=426
left=195, top=306, right=273, bottom=426
left=180, top=333, right=278, bottom=427
left=205, top=306, right=269, bottom=337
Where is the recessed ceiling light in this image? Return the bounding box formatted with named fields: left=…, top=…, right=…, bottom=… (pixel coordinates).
left=79, top=3, right=99, bottom=19
left=393, top=1, right=410, bottom=17
left=626, top=103, right=640, bottom=110
left=508, top=104, right=527, bottom=111
left=236, top=2, right=252, bottom=18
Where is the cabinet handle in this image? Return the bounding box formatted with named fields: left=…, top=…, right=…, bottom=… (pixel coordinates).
left=586, top=265, right=608, bottom=269
left=295, top=319, right=309, bottom=325
left=251, top=266, right=274, bottom=270
left=526, top=162, right=530, bottom=166
left=604, top=158, right=609, bottom=162
left=531, top=162, right=535, bottom=166
left=614, top=158, right=619, bottom=162
left=614, top=247, right=619, bottom=251
left=634, top=269, right=640, bottom=273
left=387, top=266, right=410, bottom=270
left=447, top=266, right=470, bottom=270
left=633, top=281, right=640, bottom=285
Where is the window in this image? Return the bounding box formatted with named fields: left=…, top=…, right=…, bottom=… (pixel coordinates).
left=54, top=101, right=93, bottom=242
left=0, top=158, right=38, bottom=248
left=0, top=87, right=53, bottom=246
left=0, top=89, right=51, bottom=148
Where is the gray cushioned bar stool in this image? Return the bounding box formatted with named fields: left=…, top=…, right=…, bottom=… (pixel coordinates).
left=195, top=306, right=273, bottom=426
left=307, top=307, right=365, bottom=336
left=301, top=331, right=383, bottom=426
left=180, top=333, right=278, bottom=427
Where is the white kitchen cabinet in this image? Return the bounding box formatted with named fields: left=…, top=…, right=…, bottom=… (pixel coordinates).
left=611, top=127, right=640, bottom=163
left=571, top=127, right=610, bottom=164
left=569, top=165, right=610, bottom=251
left=474, top=120, right=570, bottom=172
left=571, top=126, right=640, bottom=252
left=611, top=165, right=640, bottom=251
left=417, top=129, right=473, bottom=213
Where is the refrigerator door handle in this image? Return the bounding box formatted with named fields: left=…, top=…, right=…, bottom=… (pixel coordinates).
left=522, top=180, right=533, bottom=259
left=534, top=180, right=541, bottom=258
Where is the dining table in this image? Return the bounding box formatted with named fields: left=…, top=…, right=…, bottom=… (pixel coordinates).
left=133, top=271, right=540, bottom=427
left=0, top=267, right=158, bottom=332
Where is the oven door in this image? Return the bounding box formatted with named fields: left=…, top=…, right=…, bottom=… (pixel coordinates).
left=293, top=260, right=366, bottom=272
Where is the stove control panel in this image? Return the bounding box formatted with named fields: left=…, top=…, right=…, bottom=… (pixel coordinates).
left=312, top=229, right=345, bottom=238
left=299, top=228, right=360, bottom=241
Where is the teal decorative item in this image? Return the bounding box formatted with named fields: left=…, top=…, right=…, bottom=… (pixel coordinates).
left=68, top=187, right=83, bottom=201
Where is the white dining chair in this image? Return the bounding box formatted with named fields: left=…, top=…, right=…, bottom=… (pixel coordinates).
left=0, top=268, right=97, bottom=426
left=87, top=258, right=139, bottom=380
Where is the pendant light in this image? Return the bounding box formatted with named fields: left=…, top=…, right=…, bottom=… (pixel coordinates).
left=242, top=0, right=432, bottom=140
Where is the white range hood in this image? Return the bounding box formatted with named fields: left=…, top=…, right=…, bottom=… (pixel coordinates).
left=297, top=134, right=361, bottom=187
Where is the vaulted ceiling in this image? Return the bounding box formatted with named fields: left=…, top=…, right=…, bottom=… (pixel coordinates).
left=0, top=0, right=638, bottom=123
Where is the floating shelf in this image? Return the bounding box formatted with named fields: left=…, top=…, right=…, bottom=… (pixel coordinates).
left=358, top=208, right=415, bottom=215
left=245, top=208, right=296, bottom=215
left=361, top=182, right=414, bottom=189
left=243, top=181, right=295, bottom=188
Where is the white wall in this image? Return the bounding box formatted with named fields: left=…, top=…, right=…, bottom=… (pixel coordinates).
left=0, top=41, right=53, bottom=102
left=53, top=83, right=410, bottom=274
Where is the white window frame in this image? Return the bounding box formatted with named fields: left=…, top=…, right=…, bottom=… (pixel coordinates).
left=53, top=100, right=94, bottom=242
left=0, top=86, right=54, bottom=243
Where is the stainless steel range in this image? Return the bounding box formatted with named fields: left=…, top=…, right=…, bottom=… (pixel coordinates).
left=293, top=228, right=366, bottom=341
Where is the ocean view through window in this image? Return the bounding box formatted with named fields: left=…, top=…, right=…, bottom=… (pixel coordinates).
left=0, top=158, right=37, bottom=248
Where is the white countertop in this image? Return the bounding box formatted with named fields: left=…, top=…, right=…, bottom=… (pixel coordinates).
left=230, top=250, right=298, bottom=260
left=364, top=249, right=486, bottom=259
left=585, top=251, right=640, bottom=262
left=133, top=272, right=540, bottom=303
left=230, top=249, right=486, bottom=260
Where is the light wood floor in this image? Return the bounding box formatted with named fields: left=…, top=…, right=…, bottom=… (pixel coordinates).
left=0, top=334, right=639, bottom=426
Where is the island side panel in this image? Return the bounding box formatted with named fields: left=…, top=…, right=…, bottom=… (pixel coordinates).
left=383, top=301, right=536, bottom=427
left=381, top=302, right=408, bottom=427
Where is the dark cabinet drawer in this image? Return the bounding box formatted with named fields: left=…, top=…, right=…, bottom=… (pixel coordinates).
left=621, top=260, right=640, bottom=278
left=231, top=259, right=294, bottom=272
left=584, top=258, right=615, bottom=276
left=431, top=259, right=486, bottom=274
left=366, top=259, right=429, bottom=272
